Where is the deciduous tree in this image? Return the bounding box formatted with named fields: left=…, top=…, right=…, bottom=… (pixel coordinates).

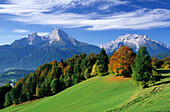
left=110, top=45, right=136, bottom=76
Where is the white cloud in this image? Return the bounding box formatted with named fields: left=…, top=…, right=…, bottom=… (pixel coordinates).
left=9, top=8, right=170, bottom=30
left=138, top=0, right=158, bottom=2
left=13, top=29, right=30, bottom=33
left=137, top=0, right=167, bottom=4
left=98, top=5, right=110, bottom=10
left=0, top=0, right=170, bottom=30
left=37, top=32, right=50, bottom=36
left=0, top=35, right=26, bottom=39
left=0, top=43, right=10, bottom=45
left=1, top=0, right=128, bottom=14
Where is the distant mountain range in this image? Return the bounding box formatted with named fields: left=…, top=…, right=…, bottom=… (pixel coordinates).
left=0, top=28, right=100, bottom=71
left=99, top=33, right=170, bottom=55
left=1, top=30, right=170, bottom=72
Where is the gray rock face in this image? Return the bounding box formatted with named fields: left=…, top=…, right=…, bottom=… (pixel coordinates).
left=99, top=33, right=170, bottom=55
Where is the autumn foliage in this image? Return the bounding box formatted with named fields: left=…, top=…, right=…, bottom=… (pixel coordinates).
left=160, top=56, right=170, bottom=69
left=109, top=45, right=136, bottom=76
left=151, top=57, right=158, bottom=69
left=14, top=78, right=24, bottom=88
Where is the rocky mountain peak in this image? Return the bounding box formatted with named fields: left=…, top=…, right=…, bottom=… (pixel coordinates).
left=99, top=33, right=170, bottom=55
left=48, top=28, right=77, bottom=45
left=28, top=32, right=38, bottom=40
left=49, top=28, right=68, bottom=43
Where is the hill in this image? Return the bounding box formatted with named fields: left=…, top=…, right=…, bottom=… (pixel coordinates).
left=0, top=28, right=100, bottom=71
left=99, top=33, right=170, bottom=55
left=107, top=69, right=170, bottom=112
left=0, top=75, right=139, bottom=112
left=1, top=69, right=170, bottom=112
left=151, top=52, right=170, bottom=60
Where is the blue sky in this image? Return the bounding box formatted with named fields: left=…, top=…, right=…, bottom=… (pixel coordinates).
left=0, top=0, right=170, bottom=46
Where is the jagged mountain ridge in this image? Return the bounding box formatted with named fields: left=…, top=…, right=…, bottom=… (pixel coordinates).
left=0, top=28, right=100, bottom=71
left=12, top=28, right=78, bottom=47
left=99, top=33, right=170, bottom=55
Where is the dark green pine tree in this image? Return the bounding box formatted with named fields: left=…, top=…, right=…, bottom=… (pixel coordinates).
left=132, top=46, right=153, bottom=88
left=97, top=48, right=109, bottom=75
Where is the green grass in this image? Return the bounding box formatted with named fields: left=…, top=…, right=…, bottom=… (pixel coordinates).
left=108, top=69, right=170, bottom=112
left=0, top=75, right=139, bottom=112
left=1, top=69, right=170, bottom=112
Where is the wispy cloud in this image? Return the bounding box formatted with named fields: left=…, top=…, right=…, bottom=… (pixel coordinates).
left=13, top=29, right=30, bottom=33
left=138, top=0, right=158, bottom=2
left=37, top=32, right=50, bottom=36
left=138, top=0, right=167, bottom=4
left=1, top=0, right=128, bottom=14
left=0, top=0, right=170, bottom=30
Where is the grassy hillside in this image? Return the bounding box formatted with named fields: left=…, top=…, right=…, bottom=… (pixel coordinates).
left=108, top=69, right=170, bottom=112
left=1, top=69, right=170, bottom=112
left=0, top=75, right=139, bottom=112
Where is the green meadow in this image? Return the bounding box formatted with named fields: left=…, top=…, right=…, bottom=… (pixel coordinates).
left=1, top=69, right=170, bottom=112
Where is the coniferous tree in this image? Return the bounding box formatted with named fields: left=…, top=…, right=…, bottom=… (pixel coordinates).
left=96, top=48, right=109, bottom=75
left=132, top=46, right=153, bottom=88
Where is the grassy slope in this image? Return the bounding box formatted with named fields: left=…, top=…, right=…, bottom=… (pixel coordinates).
left=1, top=69, right=170, bottom=112
left=1, top=75, right=139, bottom=112
left=108, top=69, right=170, bottom=112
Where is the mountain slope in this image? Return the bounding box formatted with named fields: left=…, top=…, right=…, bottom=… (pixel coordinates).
left=99, top=33, right=170, bottom=55
left=0, top=45, right=37, bottom=70
left=0, top=28, right=100, bottom=71
left=17, top=47, right=81, bottom=69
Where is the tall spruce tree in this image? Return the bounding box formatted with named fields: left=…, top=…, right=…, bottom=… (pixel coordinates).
left=132, top=46, right=153, bottom=88
left=96, top=48, right=109, bottom=75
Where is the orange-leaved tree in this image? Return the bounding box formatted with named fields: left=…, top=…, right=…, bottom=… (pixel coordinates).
left=109, top=45, right=136, bottom=77
left=151, top=57, right=158, bottom=69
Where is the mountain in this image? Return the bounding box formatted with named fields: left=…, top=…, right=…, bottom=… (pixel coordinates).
left=11, top=28, right=78, bottom=48
left=151, top=52, right=170, bottom=60
left=0, top=28, right=100, bottom=71
left=99, top=33, right=170, bottom=55
left=0, top=69, right=35, bottom=86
